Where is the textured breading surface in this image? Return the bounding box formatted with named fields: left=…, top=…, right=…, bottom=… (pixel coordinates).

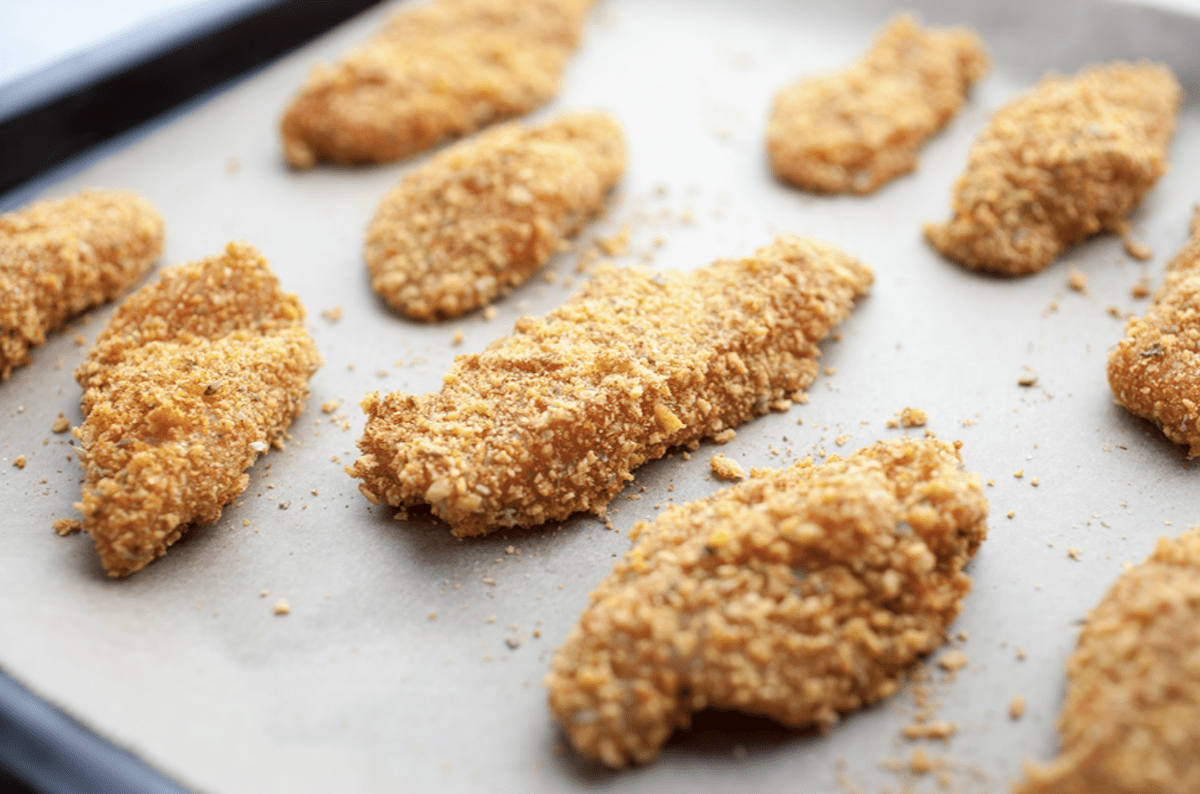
left=0, top=190, right=163, bottom=380
left=1016, top=526, right=1200, bottom=794
left=546, top=438, right=989, bottom=768
left=349, top=235, right=873, bottom=537
left=766, top=14, right=987, bottom=196
left=365, top=112, right=625, bottom=320
left=925, top=62, right=1181, bottom=276
left=73, top=242, right=322, bottom=577
left=280, top=0, right=595, bottom=169
left=1108, top=210, right=1200, bottom=457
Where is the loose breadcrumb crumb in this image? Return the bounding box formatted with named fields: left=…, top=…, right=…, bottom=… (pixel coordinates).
left=365, top=112, right=625, bottom=320
left=1125, top=238, right=1154, bottom=261
left=13, top=455, right=26, bottom=469
left=767, top=14, right=987, bottom=195
left=713, top=428, right=737, bottom=444
left=52, top=518, right=82, bottom=536
left=273, top=598, right=290, bottom=615
left=900, top=407, right=928, bottom=428
left=280, top=0, right=595, bottom=168
left=925, top=62, right=1181, bottom=275
left=1131, top=275, right=1152, bottom=299
left=1010, top=694, right=1027, bottom=720
left=1, top=191, right=164, bottom=379
left=73, top=242, right=322, bottom=577
left=546, top=438, right=988, bottom=768
left=1067, top=268, right=1089, bottom=292
left=320, top=306, right=342, bottom=322
left=708, top=454, right=745, bottom=481
left=51, top=413, right=70, bottom=433
left=1108, top=208, right=1200, bottom=456
left=350, top=234, right=872, bottom=537
left=1016, top=526, right=1200, bottom=793
left=902, top=720, right=958, bottom=740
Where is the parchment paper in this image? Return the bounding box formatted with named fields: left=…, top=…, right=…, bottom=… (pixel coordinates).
left=3, top=0, right=1200, bottom=791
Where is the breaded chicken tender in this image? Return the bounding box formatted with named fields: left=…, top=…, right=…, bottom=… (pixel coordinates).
left=350, top=234, right=873, bottom=536
left=0, top=190, right=163, bottom=380
left=280, top=0, right=595, bottom=169
left=546, top=438, right=989, bottom=768
left=766, top=14, right=988, bottom=195
left=925, top=62, right=1181, bottom=276
left=1016, top=526, right=1200, bottom=794
left=73, top=242, right=322, bottom=577
left=1108, top=210, right=1200, bottom=457
left=365, top=112, right=625, bottom=320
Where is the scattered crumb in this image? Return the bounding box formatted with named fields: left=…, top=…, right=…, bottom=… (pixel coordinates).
left=709, top=454, right=746, bottom=480
left=1016, top=646, right=1027, bottom=660
left=1010, top=694, right=1027, bottom=719
left=900, top=407, right=927, bottom=427
left=1068, top=547, right=1082, bottom=561
left=428, top=612, right=437, bottom=621
left=1130, top=274, right=1152, bottom=299
left=1014, top=469, right=1024, bottom=478
left=1031, top=477, right=1039, bottom=487
left=506, top=636, right=522, bottom=649
left=910, top=747, right=934, bottom=775
left=1124, top=238, right=1153, bottom=261
left=1067, top=267, right=1088, bottom=292
left=713, top=428, right=737, bottom=444
left=902, top=721, right=958, bottom=740
left=1018, top=374, right=1038, bottom=387
left=52, top=413, right=70, bottom=434
left=273, top=598, right=290, bottom=615
left=452, top=330, right=465, bottom=346
left=598, top=228, right=629, bottom=256
left=1008, top=510, right=1015, bottom=519
left=835, top=434, right=850, bottom=447
left=52, top=518, right=82, bottom=536
left=483, top=306, right=498, bottom=321
left=938, top=649, right=969, bottom=675
left=321, top=399, right=341, bottom=413
left=13, top=455, right=26, bottom=469
left=320, top=306, right=343, bottom=322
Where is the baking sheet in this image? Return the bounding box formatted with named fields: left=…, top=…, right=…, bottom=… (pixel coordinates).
left=3, top=0, right=1200, bottom=791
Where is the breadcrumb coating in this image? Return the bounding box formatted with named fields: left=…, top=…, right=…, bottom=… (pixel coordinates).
left=365, top=112, right=625, bottom=320
left=1016, top=526, right=1200, bottom=794
left=1108, top=210, right=1200, bottom=457
left=349, top=234, right=873, bottom=536
left=766, top=14, right=987, bottom=195
left=73, top=242, right=322, bottom=577
left=925, top=62, right=1181, bottom=276
left=280, top=0, right=595, bottom=169
left=0, top=190, right=163, bottom=380
left=545, top=438, right=989, bottom=768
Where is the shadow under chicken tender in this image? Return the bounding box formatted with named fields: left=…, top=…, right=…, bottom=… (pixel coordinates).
left=766, top=14, right=987, bottom=196
left=365, top=111, right=625, bottom=320
left=73, top=242, right=322, bottom=577
left=0, top=190, right=163, bottom=380
left=280, top=0, right=596, bottom=169
left=546, top=437, right=988, bottom=768
left=349, top=234, right=873, bottom=537
left=1016, top=526, right=1200, bottom=794
left=1108, top=210, right=1200, bottom=457
left=925, top=62, right=1181, bottom=276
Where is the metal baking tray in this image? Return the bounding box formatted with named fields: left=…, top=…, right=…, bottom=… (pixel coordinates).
left=3, top=0, right=1200, bottom=791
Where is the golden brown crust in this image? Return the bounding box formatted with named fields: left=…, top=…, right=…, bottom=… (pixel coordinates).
left=349, top=234, right=873, bottom=536
left=73, top=242, right=322, bottom=577
left=546, top=438, right=989, bottom=768
left=766, top=14, right=988, bottom=195
left=925, top=62, right=1181, bottom=276
left=1108, top=210, right=1200, bottom=457
left=0, top=190, right=163, bottom=380
left=1015, top=527, right=1200, bottom=794
left=280, top=0, right=595, bottom=169
left=365, top=111, right=625, bottom=320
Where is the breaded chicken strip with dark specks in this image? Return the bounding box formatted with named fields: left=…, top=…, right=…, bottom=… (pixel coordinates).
left=365, top=111, right=625, bottom=320
left=1016, top=526, right=1200, bottom=794
left=0, top=190, right=163, bottom=380
left=546, top=438, right=988, bottom=768
left=925, top=62, right=1181, bottom=276
left=767, top=14, right=988, bottom=195
left=1108, top=209, right=1200, bottom=457
left=73, top=242, right=322, bottom=577
left=349, top=234, right=873, bottom=537
left=280, top=0, right=595, bottom=169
